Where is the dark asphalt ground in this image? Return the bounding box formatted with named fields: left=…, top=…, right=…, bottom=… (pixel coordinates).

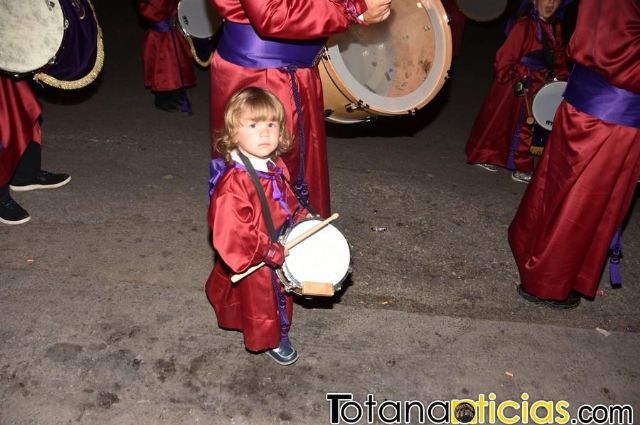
left=1, top=1, right=639, bottom=424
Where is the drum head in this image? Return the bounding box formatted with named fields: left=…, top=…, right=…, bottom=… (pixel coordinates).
left=455, top=0, right=507, bottom=22
left=0, top=0, right=65, bottom=74
left=178, top=0, right=221, bottom=39
left=321, top=0, right=452, bottom=122
left=280, top=220, right=351, bottom=290
left=532, top=81, right=567, bottom=131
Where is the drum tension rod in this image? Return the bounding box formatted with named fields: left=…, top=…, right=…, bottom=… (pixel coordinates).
left=345, top=100, right=369, bottom=112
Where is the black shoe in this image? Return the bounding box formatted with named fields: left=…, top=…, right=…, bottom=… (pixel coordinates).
left=10, top=170, right=71, bottom=192
left=0, top=197, right=31, bottom=225
left=517, top=285, right=580, bottom=309
left=265, top=343, right=299, bottom=366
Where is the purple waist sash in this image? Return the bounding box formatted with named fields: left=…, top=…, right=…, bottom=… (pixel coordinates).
left=148, top=18, right=176, bottom=32
left=563, top=64, right=640, bottom=128
left=217, top=22, right=325, bottom=69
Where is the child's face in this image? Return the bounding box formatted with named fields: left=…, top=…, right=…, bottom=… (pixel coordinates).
left=534, top=0, right=559, bottom=21
left=235, top=112, right=280, bottom=160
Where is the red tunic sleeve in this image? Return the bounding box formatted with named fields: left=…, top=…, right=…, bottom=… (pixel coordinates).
left=214, top=0, right=367, bottom=39
left=209, top=174, right=275, bottom=273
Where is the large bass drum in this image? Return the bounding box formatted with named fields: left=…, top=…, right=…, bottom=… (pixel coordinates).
left=319, top=0, right=452, bottom=124
left=0, top=0, right=104, bottom=90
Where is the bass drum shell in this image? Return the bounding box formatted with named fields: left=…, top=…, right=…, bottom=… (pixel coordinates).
left=319, top=0, right=452, bottom=124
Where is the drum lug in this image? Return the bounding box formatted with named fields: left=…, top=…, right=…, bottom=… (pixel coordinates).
left=345, top=100, right=369, bottom=113
left=363, top=115, right=378, bottom=124
left=324, top=109, right=334, bottom=118
left=407, top=109, right=417, bottom=117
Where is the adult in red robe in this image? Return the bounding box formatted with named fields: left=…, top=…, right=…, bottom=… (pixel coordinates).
left=0, top=76, right=70, bottom=225
left=465, top=4, right=569, bottom=175
left=138, top=0, right=196, bottom=111
left=0, top=76, right=41, bottom=188
left=206, top=156, right=308, bottom=352
left=509, top=0, right=640, bottom=305
left=209, top=0, right=391, bottom=218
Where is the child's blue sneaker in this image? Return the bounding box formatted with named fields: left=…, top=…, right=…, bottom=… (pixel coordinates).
left=265, top=343, right=299, bottom=365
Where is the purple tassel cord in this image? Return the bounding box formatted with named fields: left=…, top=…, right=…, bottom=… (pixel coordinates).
left=609, top=230, right=623, bottom=288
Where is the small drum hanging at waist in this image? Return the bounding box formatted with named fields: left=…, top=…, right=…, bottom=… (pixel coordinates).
left=177, top=0, right=222, bottom=67
left=532, top=80, right=567, bottom=131
left=454, top=0, right=507, bottom=22
left=0, top=0, right=65, bottom=75
left=277, top=218, right=352, bottom=297
left=319, top=0, right=452, bottom=124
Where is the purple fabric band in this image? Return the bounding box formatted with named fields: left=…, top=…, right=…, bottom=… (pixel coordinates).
left=216, top=22, right=325, bottom=69
left=609, top=229, right=623, bottom=287
left=44, top=0, right=98, bottom=81
left=148, top=18, right=175, bottom=33
left=563, top=64, right=640, bottom=128
left=520, top=54, right=547, bottom=72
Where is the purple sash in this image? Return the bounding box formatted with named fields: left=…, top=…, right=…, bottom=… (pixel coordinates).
left=563, top=64, right=640, bottom=128
left=148, top=18, right=176, bottom=33
left=216, top=22, right=325, bottom=69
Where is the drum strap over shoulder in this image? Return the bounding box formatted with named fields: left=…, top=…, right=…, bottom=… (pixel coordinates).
left=237, top=150, right=292, bottom=348
left=237, top=151, right=278, bottom=242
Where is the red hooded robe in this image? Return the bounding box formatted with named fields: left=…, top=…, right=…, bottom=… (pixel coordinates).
left=509, top=0, right=640, bottom=300
left=139, top=0, right=196, bottom=92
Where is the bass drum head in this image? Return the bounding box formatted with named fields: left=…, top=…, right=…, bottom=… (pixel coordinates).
left=532, top=81, right=567, bottom=131
left=320, top=0, right=452, bottom=124
left=278, top=220, right=351, bottom=293
left=178, top=0, right=221, bottom=39
left=0, top=0, right=65, bottom=75
left=455, top=0, right=507, bottom=22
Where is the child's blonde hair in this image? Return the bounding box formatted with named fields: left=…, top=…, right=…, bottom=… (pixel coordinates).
left=215, top=87, right=292, bottom=160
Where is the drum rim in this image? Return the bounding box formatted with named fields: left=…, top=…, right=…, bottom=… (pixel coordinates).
left=454, top=0, right=507, bottom=22
left=177, top=0, right=219, bottom=40
left=532, top=80, right=567, bottom=131
left=277, top=218, right=351, bottom=292
left=0, top=0, right=65, bottom=75
left=321, top=0, right=452, bottom=116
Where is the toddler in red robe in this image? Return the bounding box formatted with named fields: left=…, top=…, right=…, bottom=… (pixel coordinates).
left=205, top=87, right=310, bottom=365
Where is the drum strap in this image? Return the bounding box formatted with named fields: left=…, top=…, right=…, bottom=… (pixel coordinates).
left=237, top=150, right=292, bottom=348
left=237, top=151, right=278, bottom=242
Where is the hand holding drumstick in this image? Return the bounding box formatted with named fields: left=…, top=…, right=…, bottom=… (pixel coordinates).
left=364, top=0, right=392, bottom=23
left=230, top=213, right=340, bottom=283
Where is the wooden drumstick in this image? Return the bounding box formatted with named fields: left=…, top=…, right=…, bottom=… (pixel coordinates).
left=230, top=213, right=340, bottom=283
left=523, top=88, right=535, bottom=125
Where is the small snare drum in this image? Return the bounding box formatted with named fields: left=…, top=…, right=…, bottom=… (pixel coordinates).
left=532, top=80, right=567, bottom=131
left=277, top=218, right=351, bottom=297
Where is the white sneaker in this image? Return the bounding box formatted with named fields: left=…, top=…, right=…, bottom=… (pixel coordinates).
left=474, top=163, right=499, bottom=172
left=511, top=171, right=532, bottom=184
